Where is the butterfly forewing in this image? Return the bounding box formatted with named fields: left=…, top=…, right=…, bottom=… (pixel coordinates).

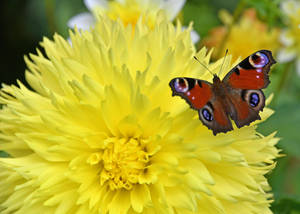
left=223, top=50, right=276, bottom=89
left=169, top=77, right=213, bottom=110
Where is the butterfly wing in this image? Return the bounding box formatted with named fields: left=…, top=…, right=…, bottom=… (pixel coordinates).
left=169, top=77, right=213, bottom=110
left=223, top=50, right=276, bottom=89
left=169, top=77, right=233, bottom=135
left=227, top=88, right=265, bottom=128
left=198, top=97, right=233, bottom=135
left=222, top=50, right=275, bottom=128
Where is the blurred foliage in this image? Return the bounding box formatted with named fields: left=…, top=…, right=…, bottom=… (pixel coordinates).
left=183, top=0, right=238, bottom=37
left=244, top=0, right=283, bottom=27
left=0, top=0, right=300, bottom=213
left=272, top=194, right=300, bottom=214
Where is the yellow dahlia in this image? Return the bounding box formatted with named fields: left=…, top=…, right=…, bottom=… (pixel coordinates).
left=202, top=9, right=280, bottom=61
left=0, top=13, right=279, bottom=214
left=67, top=0, right=199, bottom=43
left=277, top=0, right=300, bottom=75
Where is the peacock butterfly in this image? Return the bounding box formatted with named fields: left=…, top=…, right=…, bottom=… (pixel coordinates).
left=169, top=50, right=276, bottom=135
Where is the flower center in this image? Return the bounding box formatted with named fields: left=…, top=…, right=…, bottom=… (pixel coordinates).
left=94, top=138, right=150, bottom=190
left=106, top=0, right=156, bottom=29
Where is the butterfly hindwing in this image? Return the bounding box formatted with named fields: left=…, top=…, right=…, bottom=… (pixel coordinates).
left=227, top=88, right=265, bottom=128
left=223, top=50, right=276, bottom=89
left=198, top=98, right=233, bottom=135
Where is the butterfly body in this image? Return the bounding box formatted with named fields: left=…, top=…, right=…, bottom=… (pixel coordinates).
left=169, top=50, right=276, bottom=135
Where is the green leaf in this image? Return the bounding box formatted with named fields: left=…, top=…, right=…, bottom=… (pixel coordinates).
left=0, top=151, right=9, bottom=158
left=54, top=0, right=86, bottom=37
left=268, top=156, right=300, bottom=207
left=268, top=157, right=289, bottom=195
left=272, top=195, right=300, bottom=214
left=295, top=167, right=300, bottom=196
left=258, top=103, right=300, bottom=156
left=183, top=1, right=220, bottom=38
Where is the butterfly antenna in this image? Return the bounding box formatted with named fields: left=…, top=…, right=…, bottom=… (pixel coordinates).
left=193, top=56, right=215, bottom=77
left=218, top=49, right=228, bottom=76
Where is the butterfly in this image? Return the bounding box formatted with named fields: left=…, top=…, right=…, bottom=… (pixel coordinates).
left=169, top=50, right=276, bottom=135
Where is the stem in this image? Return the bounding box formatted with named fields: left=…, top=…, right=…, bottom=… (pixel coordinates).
left=215, top=0, right=246, bottom=59
left=45, top=0, right=56, bottom=34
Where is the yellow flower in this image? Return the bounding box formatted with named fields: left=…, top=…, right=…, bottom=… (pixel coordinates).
left=202, top=9, right=280, bottom=61
left=68, top=0, right=200, bottom=43
left=277, top=0, right=300, bottom=75
left=0, top=13, right=279, bottom=214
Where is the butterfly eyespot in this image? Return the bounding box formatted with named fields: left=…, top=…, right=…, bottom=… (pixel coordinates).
left=250, top=52, right=269, bottom=68
left=242, top=89, right=265, bottom=110
left=202, top=108, right=213, bottom=121
left=174, top=78, right=189, bottom=93
left=249, top=93, right=260, bottom=107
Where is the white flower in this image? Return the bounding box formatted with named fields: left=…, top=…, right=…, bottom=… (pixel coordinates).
left=68, top=0, right=200, bottom=43
left=277, top=0, right=300, bottom=75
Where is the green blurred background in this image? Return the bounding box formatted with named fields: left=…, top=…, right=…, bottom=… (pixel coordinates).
left=0, top=0, right=299, bottom=213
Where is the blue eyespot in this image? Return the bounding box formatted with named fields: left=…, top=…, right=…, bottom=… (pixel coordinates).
left=251, top=52, right=269, bottom=68
left=202, top=108, right=213, bottom=121
left=250, top=93, right=259, bottom=107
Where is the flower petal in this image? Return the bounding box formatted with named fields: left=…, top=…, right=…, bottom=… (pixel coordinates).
left=162, top=0, right=186, bottom=20
left=108, top=190, right=131, bottom=214
left=166, top=186, right=197, bottom=211
left=281, top=0, right=299, bottom=16
left=130, top=184, right=151, bottom=212
left=181, top=26, right=200, bottom=44
left=84, top=0, right=108, bottom=11
left=67, top=12, right=95, bottom=30
left=280, top=30, right=294, bottom=46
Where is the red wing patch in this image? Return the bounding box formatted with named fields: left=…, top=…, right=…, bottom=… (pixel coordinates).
left=228, top=68, right=266, bottom=89
left=185, top=82, right=212, bottom=109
